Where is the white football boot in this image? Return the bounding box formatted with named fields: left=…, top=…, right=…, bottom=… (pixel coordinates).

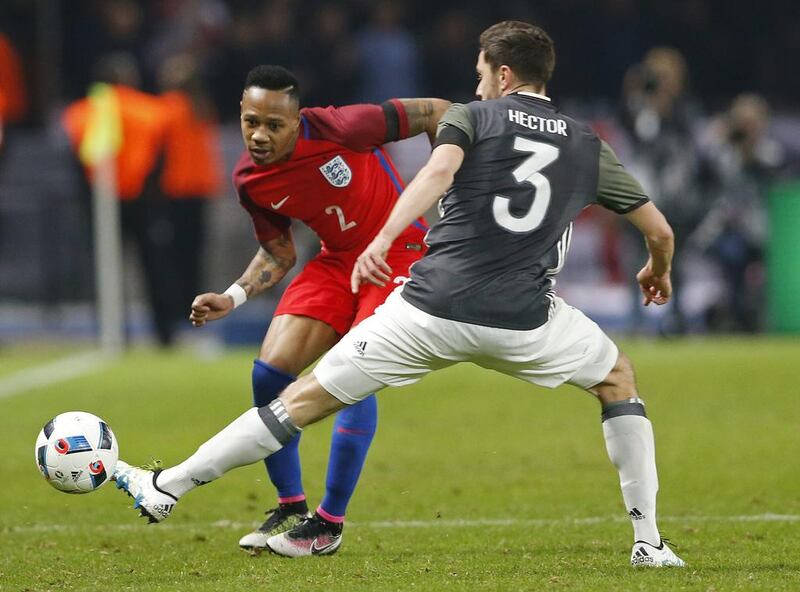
left=238, top=506, right=311, bottom=553
left=112, top=460, right=178, bottom=523
left=266, top=513, right=343, bottom=557
left=630, top=539, right=686, bottom=567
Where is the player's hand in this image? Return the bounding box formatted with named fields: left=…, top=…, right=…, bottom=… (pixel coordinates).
left=190, top=293, right=235, bottom=327
left=636, top=264, right=672, bottom=306
left=351, top=236, right=393, bottom=293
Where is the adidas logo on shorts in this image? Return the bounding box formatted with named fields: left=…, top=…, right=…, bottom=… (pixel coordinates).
left=353, top=340, right=367, bottom=356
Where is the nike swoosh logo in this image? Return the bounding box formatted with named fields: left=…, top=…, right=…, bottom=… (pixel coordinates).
left=310, top=536, right=340, bottom=555
left=271, top=195, right=290, bottom=209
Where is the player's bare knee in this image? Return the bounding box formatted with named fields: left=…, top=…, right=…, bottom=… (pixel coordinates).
left=257, top=349, right=296, bottom=375
left=280, top=375, right=346, bottom=428
left=257, top=339, right=309, bottom=376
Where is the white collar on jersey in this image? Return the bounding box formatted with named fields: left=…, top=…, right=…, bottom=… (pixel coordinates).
left=516, top=91, right=551, bottom=101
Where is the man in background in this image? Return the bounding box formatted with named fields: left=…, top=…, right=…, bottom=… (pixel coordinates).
left=158, top=53, right=224, bottom=331
left=694, top=93, right=785, bottom=331
left=62, top=53, right=176, bottom=346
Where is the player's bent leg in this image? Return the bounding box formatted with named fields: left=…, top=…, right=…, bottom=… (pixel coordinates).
left=251, top=360, right=303, bottom=500
left=241, top=315, right=339, bottom=551
left=113, top=376, right=345, bottom=524
left=267, top=340, right=389, bottom=557
left=267, top=296, right=444, bottom=557
left=589, top=352, right=685, bottom=567
left=240, top=360, right=307, bottom=552
left=511, top=302, right=683, bottom=567
left=274, top=395, right=378, bottom=556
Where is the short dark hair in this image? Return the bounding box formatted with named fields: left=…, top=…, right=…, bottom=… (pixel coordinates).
left=244, top=65, right=300, bottom=103
left=479, top=21, right=555, bottom=87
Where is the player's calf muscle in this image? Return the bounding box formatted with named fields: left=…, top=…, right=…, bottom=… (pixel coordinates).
left=591, top=352, right=639, bottom=402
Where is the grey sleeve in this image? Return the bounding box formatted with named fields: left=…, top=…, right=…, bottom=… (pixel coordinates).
left=596, top=140, right=649, bottom=214
left=435, top=103, right=475, bottom=145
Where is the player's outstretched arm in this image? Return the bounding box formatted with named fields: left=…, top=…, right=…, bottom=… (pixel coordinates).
left=190, top=232, right=296, bottom=326
left=397, top=98, right=452, bottom=144
left=352, top=144, right=464, bottom=292
left=624, top=202, right=675, bottom=306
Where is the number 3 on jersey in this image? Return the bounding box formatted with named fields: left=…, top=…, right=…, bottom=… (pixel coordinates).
left=492, top=137, right=560, bottom=233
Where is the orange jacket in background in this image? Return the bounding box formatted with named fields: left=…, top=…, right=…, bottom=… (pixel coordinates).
left=62, top=85, right=168, bottom=200
left=0, top=34, right=27, bottom=123
left=159, top=90, right=223, bottom=199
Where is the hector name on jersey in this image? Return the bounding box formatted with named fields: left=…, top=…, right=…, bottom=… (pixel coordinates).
left=233, top=100, right=428, bottom=252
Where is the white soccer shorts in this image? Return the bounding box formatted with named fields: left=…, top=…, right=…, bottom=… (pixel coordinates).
left=314, top=288, right=619, bottom=405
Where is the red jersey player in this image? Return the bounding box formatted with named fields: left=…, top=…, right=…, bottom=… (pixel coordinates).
left=189, top=65, right=449, bottom=555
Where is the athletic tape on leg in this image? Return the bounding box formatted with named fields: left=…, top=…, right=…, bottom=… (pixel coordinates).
left=601, top=397, right=647, bottom=422
left=258, top=399, right=302, bottom=445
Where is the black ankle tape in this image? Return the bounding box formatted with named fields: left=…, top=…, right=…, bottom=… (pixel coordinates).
left=601, top=397, right=647, bottom=422
left=258, top=399, right=301, bottom=445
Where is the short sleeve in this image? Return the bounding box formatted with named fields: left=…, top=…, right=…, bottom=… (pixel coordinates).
left=596, top=140, right=649, bottom=213
left=238, top=187, right=291, bottom=243
left=302, top=101, right=408, bottom=151
left=433, top=103, right=474, bottom=153
left=437, top=104, right=474, bottom=143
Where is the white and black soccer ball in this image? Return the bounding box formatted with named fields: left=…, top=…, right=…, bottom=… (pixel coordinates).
left=34, top=411, right=119, bottom=494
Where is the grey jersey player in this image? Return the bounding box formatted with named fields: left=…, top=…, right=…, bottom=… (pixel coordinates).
left=112, top=21, right=685, bottom=568
left=402, top=94, right=649, bottom=329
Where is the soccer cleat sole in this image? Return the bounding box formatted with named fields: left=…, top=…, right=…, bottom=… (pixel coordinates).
left=240, top=546, right=265, bottom=557
left=138, top=507, right=160, bottom=525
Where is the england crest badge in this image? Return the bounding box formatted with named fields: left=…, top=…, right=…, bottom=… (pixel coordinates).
left=319, top=155, right=352, bottom=188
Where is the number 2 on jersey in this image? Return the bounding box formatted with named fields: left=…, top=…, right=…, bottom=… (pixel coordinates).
left=492, top=137, right=560, bottom=233
left=325, top=205, right=358, bottom=232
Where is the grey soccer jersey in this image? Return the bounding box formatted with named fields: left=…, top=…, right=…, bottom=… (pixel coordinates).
left=400, top=92, right=648, bottom=330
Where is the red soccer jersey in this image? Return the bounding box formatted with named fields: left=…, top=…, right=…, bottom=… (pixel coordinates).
left=233, top=101, right=427, bottom=253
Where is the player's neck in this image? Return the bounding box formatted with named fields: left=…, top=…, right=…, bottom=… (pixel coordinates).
left=503, top=83, right=546, bottom=98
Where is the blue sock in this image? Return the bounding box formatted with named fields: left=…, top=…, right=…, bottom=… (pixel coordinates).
left=318, top=394, right=378, bottom=520
left=251, top=359, right=304, bottom=501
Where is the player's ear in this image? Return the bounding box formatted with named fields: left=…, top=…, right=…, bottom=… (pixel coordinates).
left=499, top=65, right=512, bottom=91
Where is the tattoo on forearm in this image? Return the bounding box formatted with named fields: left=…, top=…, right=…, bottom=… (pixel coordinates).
left=403, top=99, right=436, bottom=137
left=237, top=234, right=296, bottom=298
left=258, top=270, right=272, bottom=286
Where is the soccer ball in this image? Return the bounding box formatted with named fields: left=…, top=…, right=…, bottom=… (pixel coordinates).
left=34, top=411, right=119, bottom=494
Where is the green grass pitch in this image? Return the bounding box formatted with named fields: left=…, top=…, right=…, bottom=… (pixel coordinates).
left=1, top=338, right=798, bottom=590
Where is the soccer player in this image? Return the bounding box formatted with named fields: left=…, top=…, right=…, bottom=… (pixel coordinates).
left=115, top=22, right=685, bottom=567
left=187, top=65, right=449, bottom=553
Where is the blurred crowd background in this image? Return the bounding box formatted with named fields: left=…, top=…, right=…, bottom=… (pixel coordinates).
left=1, top=0, right=799, bottom=348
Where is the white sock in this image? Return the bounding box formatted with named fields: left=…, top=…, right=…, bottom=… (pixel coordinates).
left=602, top=413, right=661, bottom=545
left=157, top=408, right=285, bottom=498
